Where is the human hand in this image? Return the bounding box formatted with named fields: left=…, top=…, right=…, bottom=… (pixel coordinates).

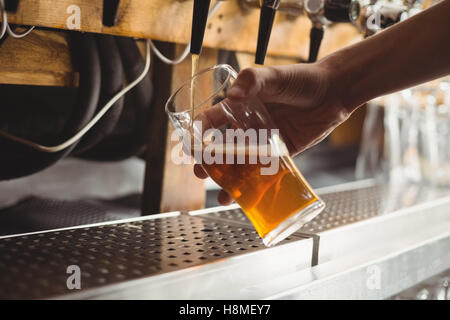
left=194, top=61, right=352, bottom=205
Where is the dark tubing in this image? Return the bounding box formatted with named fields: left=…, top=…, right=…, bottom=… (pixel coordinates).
left=0, top=31, right=9, bottom=48
left=0, top=32, right=101, bottom=180
left=73, top=34, right=124, bottom=155
left=308, top=27, right=324, bottom=63
left=190, top=0, right=212, bottom=55
left=80, top=36, right=153, bottom=161
left=255, top=6, right=276, bottom=65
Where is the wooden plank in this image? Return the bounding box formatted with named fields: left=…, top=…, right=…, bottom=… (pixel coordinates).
left=142, top=44, right=215, bottom=214
left=0, top=2, right=362, bottom=87
left=0, top=29, right=77, bottom=87
left=5, top=0, right=362, bottom=59
left=0, top=22, right=361, bottom=87
left=158, top=46, right=218, bottom=213
left=141, top=41, right=174, bottom=215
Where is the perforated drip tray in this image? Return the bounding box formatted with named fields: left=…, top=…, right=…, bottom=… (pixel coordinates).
left=192, top=184, right=384, bottom=234
left=0, top=180, right=447, bottom=299
left=193, top=182, right=449, bottom=234
left=0, top=213, right=301, bottom=299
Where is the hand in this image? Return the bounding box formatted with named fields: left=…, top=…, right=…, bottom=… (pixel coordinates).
left=194, top=61, right=352, bottom=205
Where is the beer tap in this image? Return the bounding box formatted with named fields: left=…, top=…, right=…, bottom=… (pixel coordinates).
left=190, top=0, right=284, bottom=65
left=304, top=0, right=360, bottom=62
left=190, top=0, right=213, bottom=55
left=247, top=0, right=420, bottom=65
left=359, top=0, right=409, bottom=37
left=255, top=0, right=281, bottom=65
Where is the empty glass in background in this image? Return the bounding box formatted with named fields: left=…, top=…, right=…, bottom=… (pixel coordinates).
left=418, top=79, right=450, bottom=187
left=397, top=89, right=423, bottom=183
left=165, top=64, right=325, bottom=247
left=358, top=77, right=450, bottom=188
left=401, top=79, right=450, bottom=187
left=392, top=274, right=450, bottom=300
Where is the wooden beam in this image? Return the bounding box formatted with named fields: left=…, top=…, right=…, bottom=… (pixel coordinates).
left=141, top=41, right=174, bottom=215
left=158, top=46, right=218, bottom=213
left=142, top=44, right=216, bottom=214
left=5, top=0, right=361, bottom=59
left=0, top=24, right=361, bottom=87
left=0, top=1, right=363, bottom=87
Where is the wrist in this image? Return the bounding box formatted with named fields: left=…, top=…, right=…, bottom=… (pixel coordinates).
left=318, top=48, right=367, bottom=115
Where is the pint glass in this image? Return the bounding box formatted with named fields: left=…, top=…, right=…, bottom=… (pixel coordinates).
left=166, top=64, right=325, bottom=246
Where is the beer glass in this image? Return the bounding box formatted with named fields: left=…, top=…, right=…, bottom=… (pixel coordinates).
left=166, top=64, right=325, bottom=247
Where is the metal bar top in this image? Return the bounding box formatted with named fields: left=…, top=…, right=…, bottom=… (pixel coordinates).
left=0, top=179, right=449, bottom=299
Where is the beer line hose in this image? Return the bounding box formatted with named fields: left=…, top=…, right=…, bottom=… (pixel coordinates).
left=0, top=0, right=7, bottom=39
left=0, top=0, right=222, bottom=153
left=0, top=32, right=101, bottom=180
left=0, top=0, right=35, bottom=40
left=78, top=36, right=154, bottom=161
left=71, top=34, right=125, bottom=156
left=0, top=39, right=151, bottom=153
left=149, top=0, right=222, bottom=65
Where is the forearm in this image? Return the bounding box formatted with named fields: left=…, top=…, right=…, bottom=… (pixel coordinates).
left=321, top=0, right=450, bottom=112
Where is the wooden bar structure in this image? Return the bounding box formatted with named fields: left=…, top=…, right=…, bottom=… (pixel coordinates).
left=0, top=0, right=365, bottom=214
left=0, top=0, right=363, bottom=87
left=4, top=0, right=361, bottom=57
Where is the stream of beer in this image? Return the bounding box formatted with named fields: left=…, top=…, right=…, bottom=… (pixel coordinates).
left=190, top=53, right=200, bottom=127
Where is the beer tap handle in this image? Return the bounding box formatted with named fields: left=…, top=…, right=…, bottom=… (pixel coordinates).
left=102, top=0, right=121, bottom=27
left=4, top=0, right=19, bottom=13
left=308, top=26, right=324, bottom=62
left=305, top=0, right=360, bottom=62
left=255, top=5, right=277, bottom=65
left=190, top=0, right=212, bottom=55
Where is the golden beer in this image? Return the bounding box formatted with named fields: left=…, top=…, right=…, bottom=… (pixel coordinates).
left=167, top=64, right=325, bottom=246
left=200, top=143, right=321, bottom=240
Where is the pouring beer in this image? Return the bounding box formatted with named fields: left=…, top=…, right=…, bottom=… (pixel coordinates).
left=166, top=64, right=325, bottom=247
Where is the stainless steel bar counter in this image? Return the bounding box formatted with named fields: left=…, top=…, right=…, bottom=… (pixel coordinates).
left=1, top=179, right=449, bottom=300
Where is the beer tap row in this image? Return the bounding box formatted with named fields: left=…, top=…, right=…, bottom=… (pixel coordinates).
left=190, top=0, right=425, bottom=65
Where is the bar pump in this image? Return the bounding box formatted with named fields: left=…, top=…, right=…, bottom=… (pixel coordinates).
left=188, top=0, right=280, bottom=65
left=304, top=0, right=360, bottom=62
left=190, top=0, right=212, bottom=55
left=255, top=0, right=281, bottom=65
left=359, top=0, right=408, bottom=37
